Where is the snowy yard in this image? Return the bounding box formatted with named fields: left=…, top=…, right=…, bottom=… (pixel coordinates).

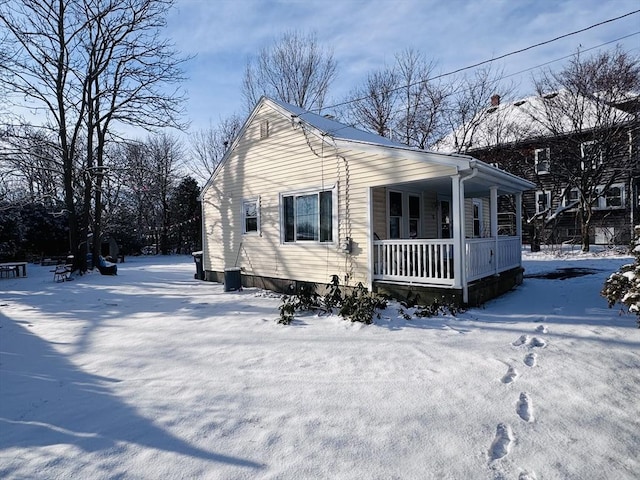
left=1, top=252, right=638, bottom=480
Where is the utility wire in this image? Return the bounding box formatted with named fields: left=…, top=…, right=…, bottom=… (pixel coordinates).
left=319, top=9, right=640, bottom=112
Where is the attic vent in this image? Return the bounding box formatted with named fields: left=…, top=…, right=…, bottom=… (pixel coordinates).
left=543, top=92, right=558, bottom=100
left=513, top=100, right=526, bottom=106
left=260, top=120, right=270, bottom=139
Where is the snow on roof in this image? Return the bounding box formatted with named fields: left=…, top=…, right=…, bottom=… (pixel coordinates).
left=268, top=97, right=405, bottom=148
left=434, top=90, right=634, bottom=154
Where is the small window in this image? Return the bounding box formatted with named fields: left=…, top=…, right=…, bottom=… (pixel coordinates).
left=242, top=199, right=259, bottom=234
left=282, top=189, right=333, bottom=243
left=536, top=190, right=551, bottom=214
left=534, top=148, right=550, bottom=174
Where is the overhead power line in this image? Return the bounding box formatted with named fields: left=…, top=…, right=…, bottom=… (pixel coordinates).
left=320, top=9, right=640, bottom=112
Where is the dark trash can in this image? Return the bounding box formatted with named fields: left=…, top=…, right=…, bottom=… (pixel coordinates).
left=192, top=251, right=204, bottom=280
left=224, top=267, right=242, bottom=292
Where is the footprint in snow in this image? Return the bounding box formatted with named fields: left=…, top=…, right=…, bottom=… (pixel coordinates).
left=501, top=366, right=519, bottom=384
left=512, top=334, right=529, bottom=346
left=517, top=392, right=534, bottom=422
left=535, top=324, right=548, bottom=334
left=512, top=335, right=547, bottom=348
left=519, top=471, right=537, bottom=480
left=489, top=423, right=513, bottom=461
left=524, top=352, right=537, bottom=367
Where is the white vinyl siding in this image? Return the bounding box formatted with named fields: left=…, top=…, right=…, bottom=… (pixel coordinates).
left=201, top=101, right=458, bottom=287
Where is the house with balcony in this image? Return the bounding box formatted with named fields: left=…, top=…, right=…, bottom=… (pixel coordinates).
left=200, top=97, right=535, bottom=306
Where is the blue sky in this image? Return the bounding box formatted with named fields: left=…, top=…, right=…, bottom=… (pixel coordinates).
left=167, top=0, right=639, bottom=134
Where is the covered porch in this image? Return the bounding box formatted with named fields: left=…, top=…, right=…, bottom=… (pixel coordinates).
left=366, top=162, right=531, bottom=305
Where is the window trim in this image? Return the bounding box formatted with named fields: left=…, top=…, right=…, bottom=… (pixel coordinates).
left=534, top=148, right=550, bottom=175
left=535, top=190, right=551, bottom=214
left=562, top=187, right=580, bottom=208
left=580, top=140, right=603, bottom=170
left=472, top=198, right=483, bottom=237
left=280, top=186, right=337, bottom=244
left=242, top=198, right=260, bottom=235
left=598, top=183, right=625, bottom=210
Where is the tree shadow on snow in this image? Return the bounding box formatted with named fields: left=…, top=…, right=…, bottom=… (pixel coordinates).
left=0, top=310, right=264, bottom=476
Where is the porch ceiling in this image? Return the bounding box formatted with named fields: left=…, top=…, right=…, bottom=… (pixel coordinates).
left=390, top=176, right=520, bottom=197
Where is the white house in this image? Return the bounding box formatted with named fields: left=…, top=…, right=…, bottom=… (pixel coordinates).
left=200, top=97, right=535, bottom=305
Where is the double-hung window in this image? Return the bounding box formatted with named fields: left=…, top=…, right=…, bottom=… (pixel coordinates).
left=536, top=190, right=551, bottom=214
left=534, top=148, right=550, bottom=174
left=242, top=199, right=259, bottom=234
left=581, top=141, right=603, bottom=170
left=562, top=188, right=580, bottom=208
left=603, top=184, right=624, bottom=208
left=282, top=189, right=334, bottom=243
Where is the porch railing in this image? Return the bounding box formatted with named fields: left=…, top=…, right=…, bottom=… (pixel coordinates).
left=373, top=239, right=456, bottom=286
left=373, top=236, right=522, bottom=287
left=465, top=236, right=522, bottom=282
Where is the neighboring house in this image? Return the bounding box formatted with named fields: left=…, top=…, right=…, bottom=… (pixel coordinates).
left=200, top=97, right=534, bottom=306
left=435, top=92, right=639, bottom=247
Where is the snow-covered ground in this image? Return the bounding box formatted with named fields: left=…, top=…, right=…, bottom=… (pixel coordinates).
left=1, top=250, right=638, bottom=480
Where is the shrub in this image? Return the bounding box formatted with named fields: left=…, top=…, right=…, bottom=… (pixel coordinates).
left=339, top=282, right=388, bottom=324
left=601, top=225, right=640, bottom=328
left=277, top=277, right=387, bottom=325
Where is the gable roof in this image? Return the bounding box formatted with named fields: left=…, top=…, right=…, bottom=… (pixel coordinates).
left=434, top=90, right=634, bottom=154
left=201, top=96, right=535, bottom=196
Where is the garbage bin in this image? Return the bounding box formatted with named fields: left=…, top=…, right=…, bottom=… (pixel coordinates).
left=192, top=251, right=204, bottom=280
left=224, top=267, right=242, bottom=292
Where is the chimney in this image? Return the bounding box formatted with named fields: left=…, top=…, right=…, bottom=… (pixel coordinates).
left=491, top=94, right=501, bottom=106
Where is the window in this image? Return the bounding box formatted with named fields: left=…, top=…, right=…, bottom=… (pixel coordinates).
left=242, top=199, right=259, bottom=234
left=388, top=191, right=403, bottom=239
left=536, top=190, right=551, bottom=214
left=580, top=141, right=603, bottom=170
left=562, top=188, right=580, bottom=208
left=603, top=184, right=624, bottom=208
left=282, top=189, right=333, bottom=243
left=409, top=195, right=420, bottom=238
left=472, top=199, right=483, bottom=237
left=534, top=148, right=550, bottom=174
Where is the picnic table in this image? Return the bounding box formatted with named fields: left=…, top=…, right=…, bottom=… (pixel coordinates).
left=0, top=261, right=27, bottom=278
left=52, top=263, right=73, bottom=282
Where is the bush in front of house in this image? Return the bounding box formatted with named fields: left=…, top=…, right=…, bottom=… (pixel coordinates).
left=277, top=277, right=387, bottom=325
left=601, top=225, right=640, bottom=328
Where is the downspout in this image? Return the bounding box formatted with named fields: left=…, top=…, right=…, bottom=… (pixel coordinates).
left=458, top=166, right=479, bottom=304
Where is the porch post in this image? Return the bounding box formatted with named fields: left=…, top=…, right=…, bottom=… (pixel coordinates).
left=515, top=192, right=523, bottom=265
left=490, top=186, right=498, bottom=274
left=366, top=186, right=374, bottom=291
left=451, top=174, right=464, bottom=291
left=515, top=192, right=523, bottom=239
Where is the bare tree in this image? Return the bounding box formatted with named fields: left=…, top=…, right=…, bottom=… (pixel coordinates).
left=343, top=50, right=449, bottom=149
left=0, top=0, right=88, bottom=264
left=345, top=68, right=399, bottom=137
left=146, top=133, right=183, bottom=254
left=242, top=31, right=337, bottom=112
left=394, top=49, right=448, bottom=149
left=0, top=0, right=187, bottom=269
left=530, top=47, right=640, bottom=251
left=189, top=114, right=243, bottom=184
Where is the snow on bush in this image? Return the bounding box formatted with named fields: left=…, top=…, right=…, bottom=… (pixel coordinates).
left=601, top=225, right=640, bottom=327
